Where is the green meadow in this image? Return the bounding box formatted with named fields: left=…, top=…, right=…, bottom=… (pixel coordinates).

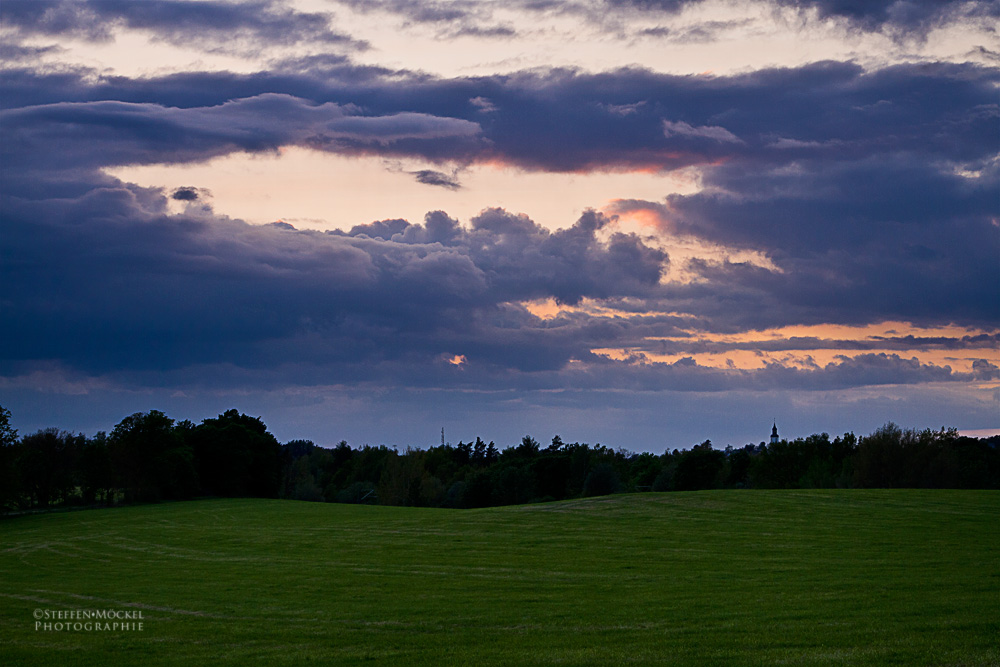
left=1, top=491, right=997, bottom=666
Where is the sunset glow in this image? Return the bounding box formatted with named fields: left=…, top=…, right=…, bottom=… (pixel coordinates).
left=2, top=0, right=997, bottom=449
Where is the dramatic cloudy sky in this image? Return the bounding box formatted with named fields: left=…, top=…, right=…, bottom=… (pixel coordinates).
left=2, top=0, right=998, bottom=451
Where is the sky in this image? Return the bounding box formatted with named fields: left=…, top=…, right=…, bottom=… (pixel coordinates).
left=1, top=0, right=998, bottom=453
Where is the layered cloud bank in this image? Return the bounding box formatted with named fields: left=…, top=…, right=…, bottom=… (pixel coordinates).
left=1, top=0, right=997, bottom=448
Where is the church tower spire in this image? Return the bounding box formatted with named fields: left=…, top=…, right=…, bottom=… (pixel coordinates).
left=770, top=422, right=779, bottom=445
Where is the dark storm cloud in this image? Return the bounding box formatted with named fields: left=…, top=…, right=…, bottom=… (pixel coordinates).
left=650, top=153, right=1000, bottom=329
left=599, top=0, right=692, bottom=12
left=3, top=157, right=989, bottom=395
left=473, top=61, right=996, bottom=172
left=788, top=354, right=999, bottom=388
left=971, top=46, right=1000, bottom=62
left=0, top=0, right=364, bottom=49
left=638, top=20, right=751, bottom=43
left=3, top=59, right=995, bottom=173
left=339, top=0, right=475, bottom=24
left=1, top=94, right=483, bottom=174
left=665, top=157, right=999, bottom=254
left=0, top=41, right=62, bottom=63
left=465, top=208, right=667, bottom=306
left=971, top=359, right=1000, bottom=380
left=2, top=26, right=997, bottom=398
left=334, top=208, right=667, bottom=307
left=412, top=170, right=462, bottom=189
left=170, top=187, right=201, bottom=201
left=774, top=0, right=999, bottom=33
left=3, top=58, right=996, bottom=337
left=0, top=165, right=666, bottom=382
left=446, top=23, right=518, bottom=38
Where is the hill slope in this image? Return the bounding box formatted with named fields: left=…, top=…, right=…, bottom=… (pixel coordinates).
left=2, top=491, right=998, bottom=666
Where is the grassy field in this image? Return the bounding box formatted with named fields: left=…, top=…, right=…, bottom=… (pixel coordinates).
left=1, top=491, right=997, bottom=666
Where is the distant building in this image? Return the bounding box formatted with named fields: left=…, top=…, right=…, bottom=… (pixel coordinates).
left=770, top=422, right=780, bottom=445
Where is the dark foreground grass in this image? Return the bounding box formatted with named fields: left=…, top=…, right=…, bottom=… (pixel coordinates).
left=1, top=491, right=997, bottom=666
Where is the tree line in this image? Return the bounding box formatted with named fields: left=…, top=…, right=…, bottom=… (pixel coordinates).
left=1, top=404, right=997, bottom=513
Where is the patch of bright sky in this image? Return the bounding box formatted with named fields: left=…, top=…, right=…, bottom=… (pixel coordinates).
left=524, top=304, right=999, bottom=373
left=588, top=319, right=1000, bottom=373
left=3, top=30, right=261, bottom=77
left=317, top=0, right=995, bottom=78
left=111, top=149, right=775, bottom=279
left=591, top=347, right=997, bottom=375
left=605, top=204, right=782, bottom=281
left=8, top=0, right=994, bottom=79
left=677, top=321, right=997, bottom=343
left=106, top=147, right=703, bottom=231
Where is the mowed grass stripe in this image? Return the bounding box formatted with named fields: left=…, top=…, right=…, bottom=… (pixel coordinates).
left=1, top=490, right=997, bottom=666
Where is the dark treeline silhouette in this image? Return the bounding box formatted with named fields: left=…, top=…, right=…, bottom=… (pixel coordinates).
left=1, top=404, right=997, bottom=513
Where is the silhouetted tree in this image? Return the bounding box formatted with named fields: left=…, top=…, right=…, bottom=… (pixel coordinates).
left=583, top=462, right=621, bottom=497
left=947, top=435, right=999, bottom=488
left=516, top=435, right=540, bottom=459
left=0, top=405, right=16, bottom=448
left=190, top=409, right=280, bottom=498
left=321, top=440, right=357, bottom=498
left=19, top=429, right=80, bottom=507
left=0, top=405, right=19, bottom=510
left=5, top=405, right=998, bottom=512
left=78, top=432, right=113, bottom=505
left=461, top=468, right=495, bottom=508
left=853, top=423, right=907, bottom=488
left=629, top=452, right=661, bottom=490
left=286, top=457, right=324, bottom=502
left=652, top=456, right=678, bottom=491
left=532, top=453, right=571, bottom=500
left=455, top=440, right=473, bottom=467
left=567, top=443, right=593, bottom=496
left=377, top=449, right=426, bottom=506
left=721, top=445, right=754, bottom=488
left=674, top=441, right=725, bottom=491
left=110, top=410, right=196, bottom=502
left=472, top=437, right=487, bottom=464
left=492, top=463, right=537, bottom=505
left=485, top=441, right=499, bottom=464
left=349, top=445, right=396, bottom=489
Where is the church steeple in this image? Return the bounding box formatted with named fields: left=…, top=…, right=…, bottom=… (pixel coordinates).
left=770, top=422, right=779, bottom=445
